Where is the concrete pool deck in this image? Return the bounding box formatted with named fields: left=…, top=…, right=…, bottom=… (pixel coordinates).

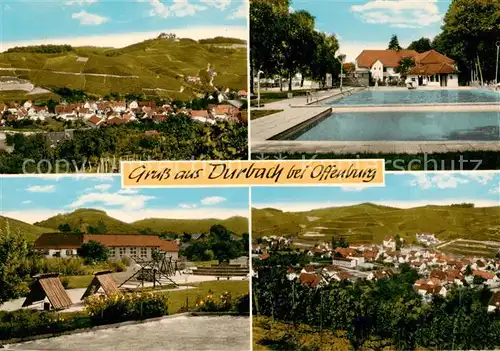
left=252, top=140, right=500, bottom=155
left=250, top=101, right=500, bottom=154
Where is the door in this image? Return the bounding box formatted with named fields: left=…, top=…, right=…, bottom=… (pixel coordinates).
left=441, top=74, right=447, bottom=87
left=418, top=76, right=423, bottom=86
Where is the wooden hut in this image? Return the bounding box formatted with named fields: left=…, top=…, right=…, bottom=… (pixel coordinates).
left=81, top=270, right=119, bottom=300
left=22, top=273, right=72, bottom=310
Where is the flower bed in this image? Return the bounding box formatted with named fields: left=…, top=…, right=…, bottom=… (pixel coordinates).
left=85, top=292, right=169, bottom=324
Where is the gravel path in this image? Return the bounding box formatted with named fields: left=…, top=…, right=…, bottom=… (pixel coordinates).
left=4, top=315, right=250, bottom=351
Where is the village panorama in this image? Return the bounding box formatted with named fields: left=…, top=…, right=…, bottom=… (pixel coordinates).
left=0, top=35, right=249, bottom=173
left=251, top=172, right=500, bottom=350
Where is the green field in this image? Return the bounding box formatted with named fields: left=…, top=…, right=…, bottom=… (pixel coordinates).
left=165, top=280, right=248, bottom=314
left=438, top=240, right=500, bottom=258
left=252, top=203, right=500, bottom=244
left=0, top=216, right=54, bottom=241
left=0, top=37, right=247, bottom=100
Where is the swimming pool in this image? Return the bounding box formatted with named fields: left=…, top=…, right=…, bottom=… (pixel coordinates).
left=286, top=111, right=500, bottom=141
left=324, top=89, right=500, bottom=105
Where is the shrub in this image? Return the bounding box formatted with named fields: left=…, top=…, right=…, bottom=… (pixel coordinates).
left=61, top=276, right=70, bottom=289
left=121, top=256, right=133, bottom=267
left=40, top=257, right=86, bottom=276
left=0, top=309, right=92, bottom=341
left=84, top=292, right=169, bottom=324
left=233, top=294, right=250, bottom=314
left=194, top=291, right=233, bottom=312
left=108, top=259, right=126, bottom=273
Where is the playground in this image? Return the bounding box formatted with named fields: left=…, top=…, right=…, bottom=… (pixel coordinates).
left=0, top=254, right=250, bottom=313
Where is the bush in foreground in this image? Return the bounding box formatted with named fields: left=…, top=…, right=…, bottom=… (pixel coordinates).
left=84, top=292, right=169, bottom=324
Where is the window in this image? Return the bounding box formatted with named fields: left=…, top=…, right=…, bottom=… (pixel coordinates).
left=119, top=247, right=126, bottom=256
left=383, top=67, right=387, bottom=72
left=449, top=75, right=453, bottom=79
left=130, top=247, right=137, bottom=257
left=430, top=75, right=434, bottom=82
left=141, top=247, right=148, bottom=258
left=411, top=78, right=416, bottom=82
left=65, top=250, right=73, bottom=256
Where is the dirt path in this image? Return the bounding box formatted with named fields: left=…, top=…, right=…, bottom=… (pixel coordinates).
left=0, top=67, right=138, bottom=78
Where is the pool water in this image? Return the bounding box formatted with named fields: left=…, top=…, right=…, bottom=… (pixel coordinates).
left=324, top=89, right=500, bottom=105
left=288, top=111, right=500, bottom=141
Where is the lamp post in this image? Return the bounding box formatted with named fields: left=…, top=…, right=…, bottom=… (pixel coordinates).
left=495, top=41, right=500, bottom=85
left=338, top=55, right=345, bottom=93
left=257, top=70, right=264, bottom=108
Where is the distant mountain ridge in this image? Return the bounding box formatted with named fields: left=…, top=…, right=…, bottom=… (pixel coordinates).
left=252, top=203, right=500, bottom=243
left=1, top=208, right=248, bottom=241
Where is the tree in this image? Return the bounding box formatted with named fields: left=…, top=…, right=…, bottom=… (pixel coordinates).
left=343, top=62, right=356, bottom=73
left=395, top=234, right=402, bottom=251
left=433, top=0, right=499, bottom=83
left=338, top=237, right=349, bottom=248
left=283, top=10, right=317, bottom=91
left=395, top=56, right=416, bottom=78
left=87, top=220, right=107, bottom=234
left=0, top=231, right=39, bottom=304
left=388, top=35, right=402, bottom=51
left=181, top=233, right=192, bottom=243
left=250, top=1, right=287, bottom=93
left=58, top=223, right=71, bottom=232
left=77, top=240, right=109, bottom=263
left=309, top=32, right=340, bottom=87
left=407, top=37, right=432, bottom=53
left=472, top=275, right=486, bottom=285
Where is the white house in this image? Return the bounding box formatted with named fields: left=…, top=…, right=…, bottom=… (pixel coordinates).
left=355, top=49, right=459, bottom=87
left=383, top=236, right=396, bottom=250
left=406, top=50, right=458, bottom=87
left=332, top=256, right=357, bottom=268
left=34, top=233, right=179, bottom=260
left=23, top=100, right=33, bottom=109
left=355, top=49, right=418, bottom=83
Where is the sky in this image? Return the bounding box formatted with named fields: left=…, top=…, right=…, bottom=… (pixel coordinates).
left=289, top=0, right=452, bottom=62
left=252, top=172, right=500, bottom=212
left=0, top=175, right=249, bottom=223
left=0, top=0, right=247, bottom=51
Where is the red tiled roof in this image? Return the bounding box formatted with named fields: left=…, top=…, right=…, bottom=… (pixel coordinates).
left=299, top=273, right=322, bottom=287
left=34, top=233, right=84, bottom=249
left=409, top=63, right=456, bottom=75
left=430, top=270, right=447, bottom=280
left=472, top=270, right=495, bottom=280
left=415, top=50, right=454, bottom=65
left=106, top=117, right=126, bottom=125
left=335, top=247, right=358, bottom=257
left=190, top=110, right=209, bottom=118
left=356, top=50, right=418, bottom=68
left=259, top=253, right=270, bottom=260
left=87, top=115, right=102, bottom=125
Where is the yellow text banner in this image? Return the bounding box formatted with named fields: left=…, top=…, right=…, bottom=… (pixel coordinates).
left=121, top=160, right=385, bottom=187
